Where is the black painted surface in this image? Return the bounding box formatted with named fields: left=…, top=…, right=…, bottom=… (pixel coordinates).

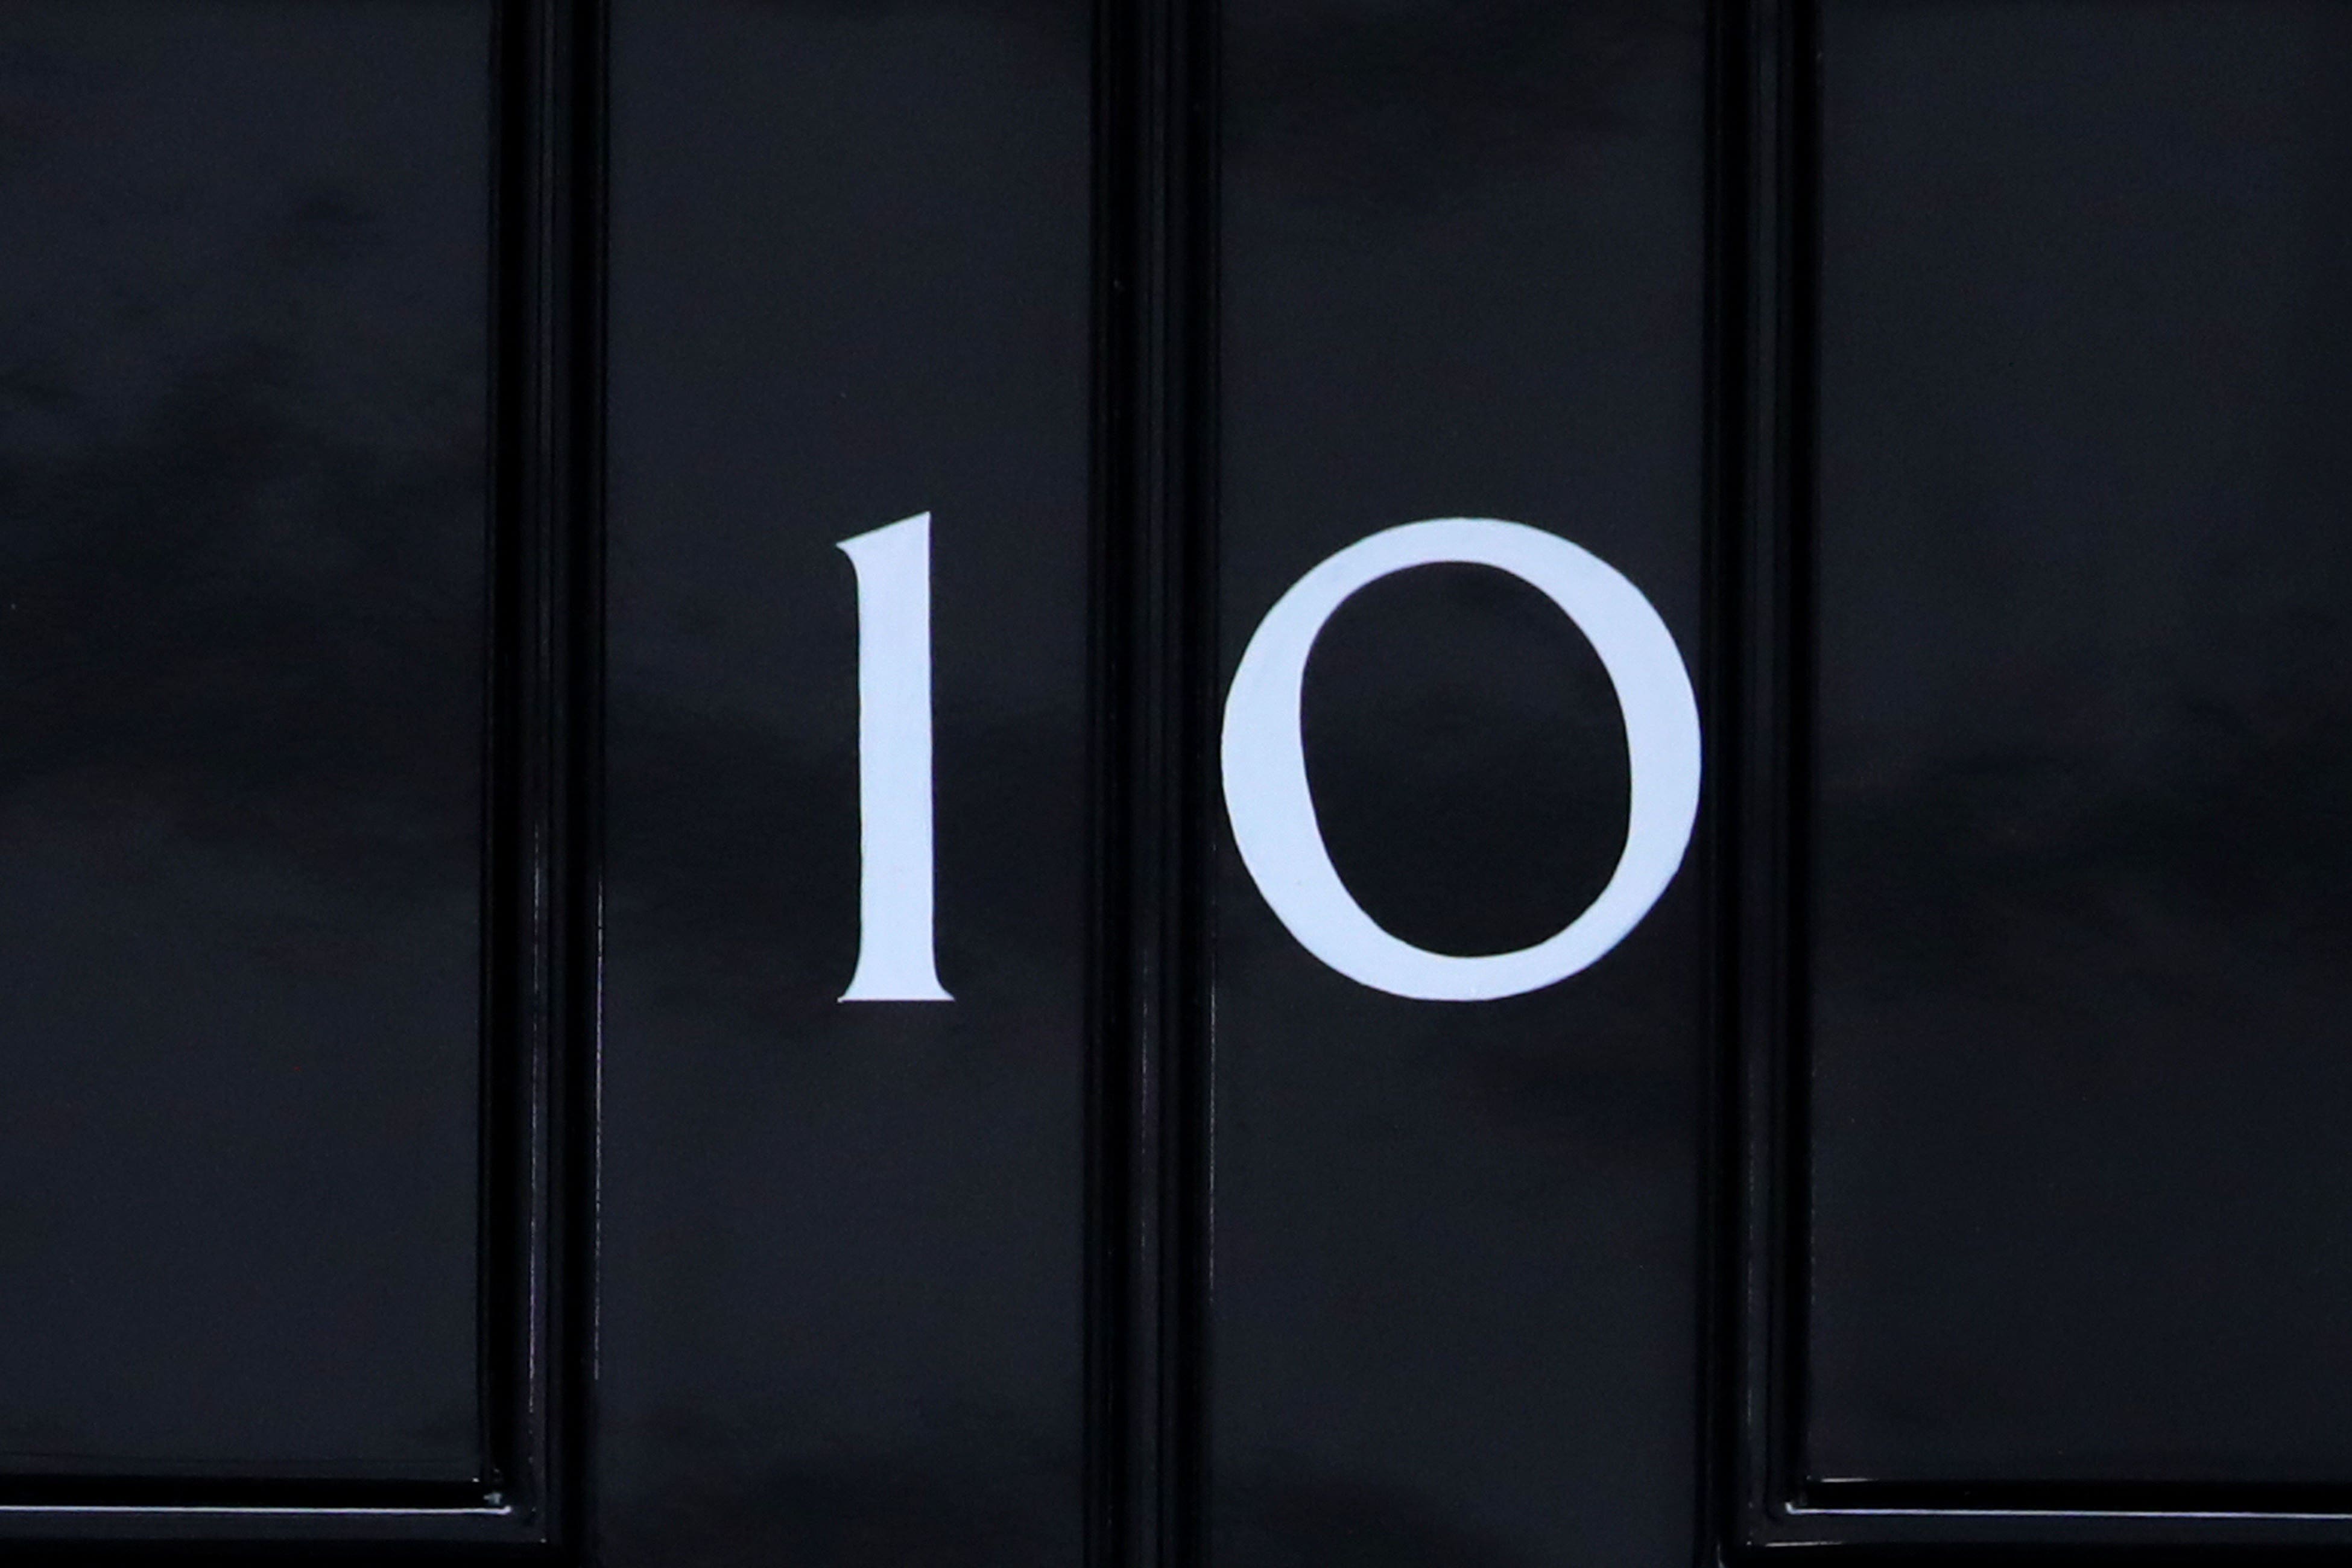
left=0, top=0, right=490, bottom=1485
left=600, top=0, right=1092, bottom=1559
left=17, top=0, right=2352, bottom=1558
left=1807, top=0, right=2352, bottom=1494
left=1212, top=4, right=1709, bottom=1563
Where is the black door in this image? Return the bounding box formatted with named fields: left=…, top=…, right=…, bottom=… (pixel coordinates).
left=1, top=0, right=2347, bottom=1563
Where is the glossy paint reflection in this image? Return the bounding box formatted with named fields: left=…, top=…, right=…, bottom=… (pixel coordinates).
left=1213, top=0, right=1708, bottom=1561
left=601, top=0, right=1093, bottom=1558
left=1809, top=0, right=2352, bottom=1493
left=0, top=1, right=490, bottom=1484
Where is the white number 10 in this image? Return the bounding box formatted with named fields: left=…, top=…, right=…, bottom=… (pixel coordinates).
left=835, top=511, right=1700, bottom=1004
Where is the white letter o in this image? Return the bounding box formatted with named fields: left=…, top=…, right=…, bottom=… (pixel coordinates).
left=1219, top=517, right=1701, bottom=1002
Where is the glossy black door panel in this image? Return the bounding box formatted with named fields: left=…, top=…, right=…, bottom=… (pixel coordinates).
left=27, top=0, right=2352, bottom=1560
left=1750, top=0, right=2352, bottom=1543
left=599, top=0, right=1093, bottom=1559
left=1210, top=5, right=1710, bottom=1564
left=0, top=0, right=492, bottom=1498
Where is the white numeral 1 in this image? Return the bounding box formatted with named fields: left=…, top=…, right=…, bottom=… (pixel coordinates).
left=836, top=512, right=952, bottom=1002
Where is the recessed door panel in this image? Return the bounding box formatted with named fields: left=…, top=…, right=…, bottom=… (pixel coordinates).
left=1803, top=0, right=2352, bottom=1505
left=1211, top=4, right=1710, bottom=1562
left=0, top=0, right=491, bottom=1490
left=599, top=0, right=1094, bottom=1558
